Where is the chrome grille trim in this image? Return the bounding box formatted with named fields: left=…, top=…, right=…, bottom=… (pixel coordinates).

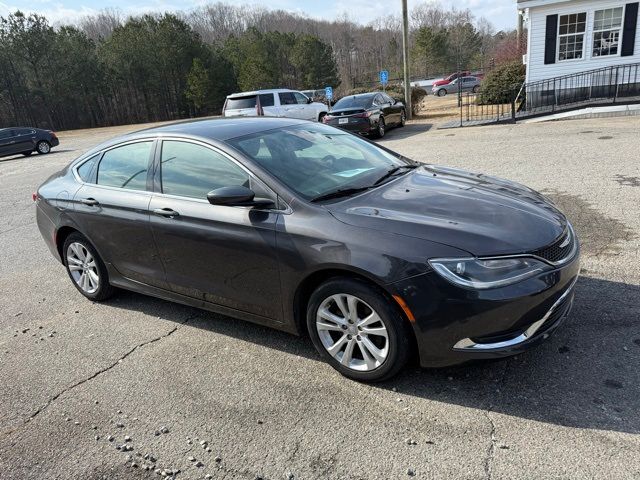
left=452, top=275, right=579, bottom=351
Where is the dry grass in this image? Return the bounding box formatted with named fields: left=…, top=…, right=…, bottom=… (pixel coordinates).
left=413, top=94, right=462, bottom=123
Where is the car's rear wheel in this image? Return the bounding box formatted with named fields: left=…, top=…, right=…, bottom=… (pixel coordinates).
left=307, top=278, right=411, bottom=382
left=36, top=140, right=51, bottom=154
left=375, top=117, right=386, bottom=138
left=399, top=109, right=406, bottom=127
left=437, top=89, right=446, bottom=97
left=472, top=85, right=480, bottom=93
left=63, top=233, right=115, bottom=301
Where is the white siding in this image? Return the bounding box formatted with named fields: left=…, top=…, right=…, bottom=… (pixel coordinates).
left=526, top=0, right=640, bottom=82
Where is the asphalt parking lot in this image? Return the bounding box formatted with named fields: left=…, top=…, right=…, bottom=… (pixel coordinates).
left=1, top=117, right=639, bottom=479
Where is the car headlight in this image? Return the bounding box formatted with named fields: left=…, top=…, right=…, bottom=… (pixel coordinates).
left=428, top=257, right=551, bottom=289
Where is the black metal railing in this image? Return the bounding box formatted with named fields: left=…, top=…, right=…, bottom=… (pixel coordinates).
left=517, top=62, right=640, bottom=116
left=453, top=62, right=640, bottom=127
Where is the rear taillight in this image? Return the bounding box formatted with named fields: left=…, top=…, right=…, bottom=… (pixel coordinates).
left=353, top=111, right=372, bottom=118
left=32, top=192, right=38, bottom=202
left=322, top=115, right=332, bottom=123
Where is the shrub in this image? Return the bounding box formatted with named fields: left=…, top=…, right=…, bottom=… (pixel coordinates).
left=480, top=61, right=525, bottom=105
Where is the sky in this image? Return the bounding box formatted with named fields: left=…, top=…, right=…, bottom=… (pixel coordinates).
left=0, top=0, right=518, bottom=31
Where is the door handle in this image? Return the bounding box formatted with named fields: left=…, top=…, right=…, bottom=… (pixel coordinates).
left=153, top=208, right=179, bottom=218
left=80, top=198, right=99, bottom=206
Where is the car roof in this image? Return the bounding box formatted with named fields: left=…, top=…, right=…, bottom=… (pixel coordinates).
left=132, top=117, right=310, bottom=142
left=337, top=93, right=377, bottom=100
left=72, top=117, right=311, bottom=163
left=227, top=89, right=296, bottom=98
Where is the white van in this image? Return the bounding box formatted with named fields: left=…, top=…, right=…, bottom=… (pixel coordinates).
left=223, top=89, right=328, bottom=122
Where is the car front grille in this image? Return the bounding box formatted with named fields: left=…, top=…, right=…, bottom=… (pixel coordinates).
left=531, top=225, right=576, bottom=264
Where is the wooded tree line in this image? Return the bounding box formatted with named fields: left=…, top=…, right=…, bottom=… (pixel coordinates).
left=0, top=2, right=519, bottom=130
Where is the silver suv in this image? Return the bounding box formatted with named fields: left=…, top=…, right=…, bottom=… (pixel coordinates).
left=223, top=89, right=328, bottom=121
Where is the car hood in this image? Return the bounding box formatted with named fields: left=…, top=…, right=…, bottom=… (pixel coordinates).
left=326, top=166, right=567, bottom=257
left=432, top=80, right=450, bottom=87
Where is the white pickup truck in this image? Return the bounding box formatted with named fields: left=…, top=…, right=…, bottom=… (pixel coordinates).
left=222, top=89, right=328, bottom=122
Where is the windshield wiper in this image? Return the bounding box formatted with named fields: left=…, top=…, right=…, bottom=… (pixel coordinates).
left=310, top=186, right=372, bottom=203
left=372, top=164, right=417, bottom=186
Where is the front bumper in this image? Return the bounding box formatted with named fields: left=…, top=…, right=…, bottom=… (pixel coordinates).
left=389, top=250, right=580, bottom=367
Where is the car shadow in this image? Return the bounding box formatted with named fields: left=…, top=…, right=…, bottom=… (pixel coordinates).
left=0, top=149, right=75, bottom=163
left=106, top=275, right=639, bottom=434
left=377, top=123, right=432, bottom=141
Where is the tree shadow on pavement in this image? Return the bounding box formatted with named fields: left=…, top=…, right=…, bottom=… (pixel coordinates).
left=109, top=274, right=640, bottom=435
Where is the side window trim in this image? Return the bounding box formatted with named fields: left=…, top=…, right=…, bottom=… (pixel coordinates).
left=74, top=152, right=103, bottom=184
left=74, top=139, right=156, bottom=192
left=154, top=138, right=279, bottom=207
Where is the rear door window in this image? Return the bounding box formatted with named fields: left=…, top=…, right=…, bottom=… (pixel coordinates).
left=77, top=154, right=100, bottom=182
left=96, top=141, right=153, bottom=191
left=0, top=130, right=15, bottom=140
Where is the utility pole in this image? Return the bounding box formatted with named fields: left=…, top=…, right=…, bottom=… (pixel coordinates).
left=516, top=10, right=524, bottom=54
left=401, top=0, right=412, bottom=120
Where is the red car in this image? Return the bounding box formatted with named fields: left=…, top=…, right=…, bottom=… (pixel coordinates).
left=432, top=71, right=471, bottom=88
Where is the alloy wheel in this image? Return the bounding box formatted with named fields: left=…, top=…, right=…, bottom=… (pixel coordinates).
left=66, top=242, right=100, bottom=294
left=37, top=141, right=50, bottom=154
left=315, top=293, right=389, bottom=371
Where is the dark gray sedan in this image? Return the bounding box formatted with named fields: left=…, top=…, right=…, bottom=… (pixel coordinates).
left=432, top=76, right=481, bottom=96
left=35, top=118, right=579, bottom=382
left=322, top=92, right=405, bottom=138
left=0, top=127, right=59, bottom=158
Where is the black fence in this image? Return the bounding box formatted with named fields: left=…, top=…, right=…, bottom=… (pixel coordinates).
left=519, top=62, right=640, bottom=116
left=451, top=62, right=640, bottom=127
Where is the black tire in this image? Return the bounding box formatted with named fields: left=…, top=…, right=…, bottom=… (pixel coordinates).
left=399, top=109, right=406, bottom=127
left=472, top=85, right=480, bottom=93
left=36, top=140, right=51, bottom=154
left=306, top=278, right=412, bottom=382
left=375, top=117, right=386, bottom=138
left=22, top=151, right=33, bottom=156
left=63, top=232, right=116, bottom=301
left=437, top=89, right=446, bottom=97
left=318, top=112, right=327, bottom=123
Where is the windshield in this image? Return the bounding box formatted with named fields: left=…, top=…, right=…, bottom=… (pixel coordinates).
left=333, top=95, right=374, bottom=110
left=227, top=123, right=408, bottom=200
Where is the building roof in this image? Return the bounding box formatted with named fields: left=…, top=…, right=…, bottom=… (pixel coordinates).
left=517, top=0, right=574, bottom=8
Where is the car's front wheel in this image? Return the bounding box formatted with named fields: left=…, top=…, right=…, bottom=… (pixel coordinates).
left=307, top=278, right=411, bottom=382
left=36, top=140, right=51, bottom=154
left=63, top=232, right=115, bottom=301
left=437, top=89, right=447, bottom=97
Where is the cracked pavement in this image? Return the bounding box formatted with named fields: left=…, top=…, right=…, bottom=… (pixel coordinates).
left=1, top=117, right=639, bottom=479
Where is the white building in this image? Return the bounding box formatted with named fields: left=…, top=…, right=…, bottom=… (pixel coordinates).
left=517, top=0, right=639, bottom=83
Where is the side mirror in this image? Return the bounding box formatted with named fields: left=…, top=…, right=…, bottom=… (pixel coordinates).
left=207, top=186, right=274, bottom=208
left=307, top=97, right=313, bottom=104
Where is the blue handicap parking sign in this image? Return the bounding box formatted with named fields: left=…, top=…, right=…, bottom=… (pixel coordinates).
left=325, top=86, right=333, bottom=99
left=379, top=70, right=389, bottom=85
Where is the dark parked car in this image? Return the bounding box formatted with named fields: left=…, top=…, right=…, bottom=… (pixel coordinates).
left=35, top=118, right=579, bottom=382
left=0, top=127, right=59, bottom=158
left=322, top=92, right=405, bottom=138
